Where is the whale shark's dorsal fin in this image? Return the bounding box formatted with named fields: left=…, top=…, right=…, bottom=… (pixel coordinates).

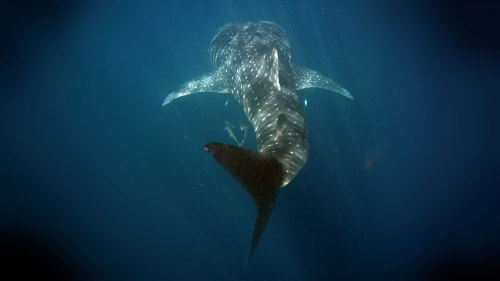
left=204, top=143, right=283, bottom=266
left=292, top=65, right=354, bottom=100
left=270, top=48, right=281, bottom=91
left=163, top=69, right=229, bottom=105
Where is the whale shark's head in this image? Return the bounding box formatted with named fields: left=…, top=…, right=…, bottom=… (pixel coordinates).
left=209, top=21, right=292, bottom=69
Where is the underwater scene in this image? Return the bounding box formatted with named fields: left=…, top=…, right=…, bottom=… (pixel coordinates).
left=1, top=0, right=499, bottom=280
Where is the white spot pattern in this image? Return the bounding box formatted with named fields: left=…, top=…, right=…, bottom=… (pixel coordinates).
left=163, top=21, right=352, bottom=186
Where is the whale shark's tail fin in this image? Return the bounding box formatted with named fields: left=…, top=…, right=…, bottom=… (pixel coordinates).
left=204, top=143, right=283, bottom=266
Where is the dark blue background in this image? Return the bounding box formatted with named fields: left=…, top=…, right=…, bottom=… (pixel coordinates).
left=1, top=0, right=499, bottom=280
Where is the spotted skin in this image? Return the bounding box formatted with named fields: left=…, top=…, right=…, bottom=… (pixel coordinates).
left=210, top=22, right=309, bottom=185
left=163, top=21, right=352, bottom=187
left=163, top=21, right=353, bottom=262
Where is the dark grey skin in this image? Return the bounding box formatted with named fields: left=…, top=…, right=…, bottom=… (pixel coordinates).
left=163, top=21, right=352, bottom=264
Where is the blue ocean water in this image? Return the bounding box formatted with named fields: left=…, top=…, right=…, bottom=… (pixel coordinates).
left=1, top=0, right=499, bottom=280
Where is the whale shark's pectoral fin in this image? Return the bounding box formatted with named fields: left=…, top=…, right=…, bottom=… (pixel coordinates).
left=162, top=69, right=229, bottom=106
left=292, top=65, right=353, bottom=100
left=204, top=143, right=283, bottom=266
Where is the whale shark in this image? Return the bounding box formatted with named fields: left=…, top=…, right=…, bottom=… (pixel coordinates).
left=163, top=21, right=353, bottom=264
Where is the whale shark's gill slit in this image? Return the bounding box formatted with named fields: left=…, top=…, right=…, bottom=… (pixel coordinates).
left=204, top=143, right=283, bottom=263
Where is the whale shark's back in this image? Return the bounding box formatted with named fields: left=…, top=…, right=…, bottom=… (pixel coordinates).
left=209, top=21, right=292, bottom=69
